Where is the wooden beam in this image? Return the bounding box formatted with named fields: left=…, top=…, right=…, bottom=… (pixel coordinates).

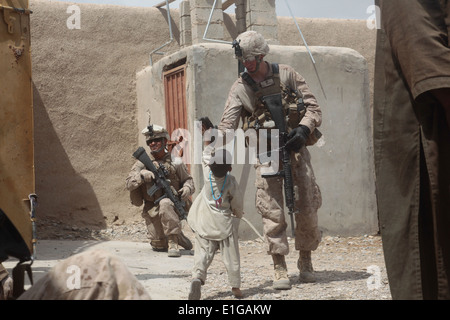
left=154, top=0, right=235, bottom=11
left=222, top=0, right=235, bottom=11
left=154, top=0, right=177, bottom=9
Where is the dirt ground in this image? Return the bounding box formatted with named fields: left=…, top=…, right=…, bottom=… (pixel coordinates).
left=2, top=218, right=392, bottom=301
left=202, top=234, right=391, bottom=300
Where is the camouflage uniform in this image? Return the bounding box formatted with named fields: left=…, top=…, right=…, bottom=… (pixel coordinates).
left=1, top=209, right=149, bottom=300
left=17, top=250, right=150, bottom=300
left=218, top=31, right=322, bottom=287
left=127, top=154, right=194, bottom=241
left=126, top=126, right=195, bottom=253
left=255, top=148, right=322, bottom=255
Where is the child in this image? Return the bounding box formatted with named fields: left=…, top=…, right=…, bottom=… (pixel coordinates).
left=187, top=146, right=244, bottom=300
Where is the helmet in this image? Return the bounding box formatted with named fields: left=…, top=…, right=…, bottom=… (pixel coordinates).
left=235, top=31, right=270, bottom=59
left=142, top=124, right=170, bottom=143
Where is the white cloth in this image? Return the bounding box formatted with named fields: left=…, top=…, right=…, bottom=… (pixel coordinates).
left=192, top=227, right=241, bottom=288
left=188, top=145, right=244, bottom=287
left=187, top=146, right=244, bottom=241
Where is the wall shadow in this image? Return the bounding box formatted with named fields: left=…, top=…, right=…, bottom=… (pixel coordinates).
left=33, top=82, right=106, bottom=231
left=224, top=13, right=238, bottom=40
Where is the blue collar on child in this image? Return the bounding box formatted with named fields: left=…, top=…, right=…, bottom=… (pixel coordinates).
left=209, top=170, right=228, bottom=201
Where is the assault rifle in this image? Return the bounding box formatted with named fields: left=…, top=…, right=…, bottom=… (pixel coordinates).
left=132, top=147, right=188, bottom=220
left=260, top=93, right=297, bottom=237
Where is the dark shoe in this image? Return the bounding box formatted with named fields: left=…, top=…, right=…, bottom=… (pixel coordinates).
left=177, top=232, right=193, bottom=250
left=188, top=279, right=202, bottom=300
left=232, top=287, right=243, bottom=299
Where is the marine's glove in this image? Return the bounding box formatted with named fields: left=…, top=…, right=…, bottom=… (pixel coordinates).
left=178, top=186, right=191, bottom=201
left=140, top=169, right=155, bottom=183
left=285, top=125, right=310, bottom=152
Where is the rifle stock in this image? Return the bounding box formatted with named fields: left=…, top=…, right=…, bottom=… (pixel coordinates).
left=133, top=147, right=188, bottom=220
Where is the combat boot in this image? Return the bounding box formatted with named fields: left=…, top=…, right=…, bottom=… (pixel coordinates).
left=150, top=239, right=167, bottom=252
left=298, top=250, right=316, bottom=283
left=168, top=234, right=181, bottom=257
left=177, top=231, right=193, bottom=250
left=272, top=254, right=291, bottom=290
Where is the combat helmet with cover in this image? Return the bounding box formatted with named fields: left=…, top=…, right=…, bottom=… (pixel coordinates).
left=142, top=124, right=170, bottom=143
left=234, top=30, right=270, bottom=61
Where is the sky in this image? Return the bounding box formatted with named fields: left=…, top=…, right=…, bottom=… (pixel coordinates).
left=55, top=0, right=375, bottom=20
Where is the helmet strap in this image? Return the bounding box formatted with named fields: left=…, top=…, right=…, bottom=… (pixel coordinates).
left=150, top=139, right=167, bottom=156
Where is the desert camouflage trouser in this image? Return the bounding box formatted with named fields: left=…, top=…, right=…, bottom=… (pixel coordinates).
left=255, top=147, right=322, bottom=255
left=142, top=198, right=182, bottom=247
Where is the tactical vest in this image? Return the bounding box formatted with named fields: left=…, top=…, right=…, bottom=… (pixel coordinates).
left=146, top=157, right=181, bottom=203
left=241, top=63, right=304, bottom=131
left=129, top=155, right=181, bottom=207
left=240, top=63, right=321, bottom=146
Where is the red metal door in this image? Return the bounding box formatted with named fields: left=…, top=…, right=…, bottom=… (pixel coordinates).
left=163, top=64, right=189, bottom=166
